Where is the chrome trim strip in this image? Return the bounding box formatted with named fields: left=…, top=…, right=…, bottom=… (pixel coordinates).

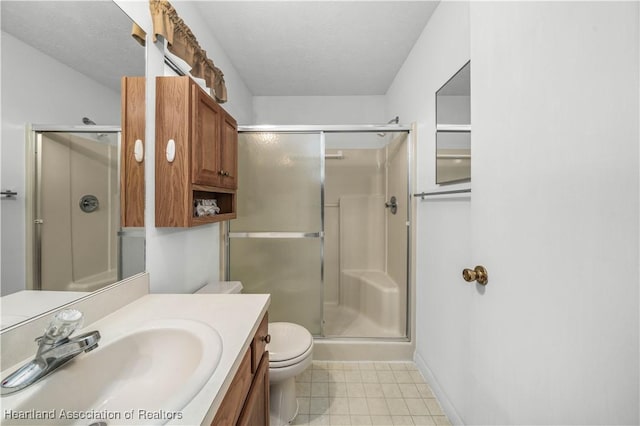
left=405, top=128, right=414, bottom=341
left=34, top=133, right=43, bottom=291
left=31, top=125, right=121, bottom=133
left=238, top=124, right=411, bottom=133
left=320, top=131, right=326, bottom=337
left=228, top=232, right=323, bottom=239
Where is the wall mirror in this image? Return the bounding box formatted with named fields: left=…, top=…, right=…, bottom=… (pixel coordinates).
left=435, top=61, right=471, bottom=185
left=0, top=1, right=146, bottom=330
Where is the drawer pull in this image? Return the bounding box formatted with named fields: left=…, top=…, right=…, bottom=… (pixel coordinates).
left=261, top=334, right=271, bottom=344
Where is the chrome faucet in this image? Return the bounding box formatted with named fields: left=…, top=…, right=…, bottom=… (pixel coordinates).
left=1, top=309, right=100, bottom=395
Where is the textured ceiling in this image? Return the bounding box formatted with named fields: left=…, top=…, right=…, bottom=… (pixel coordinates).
left=1, top=1, right=145, bottom=93
left=1, top=1, right=438, bottom=97
left=194, top=1, right=439, bottom=96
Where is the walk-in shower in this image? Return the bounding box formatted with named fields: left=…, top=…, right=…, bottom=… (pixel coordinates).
left=227, top=125, right=412, bottom=348
left=28, top=127, right=124, bottom=293
left=323, top=130, right=409, bottom=338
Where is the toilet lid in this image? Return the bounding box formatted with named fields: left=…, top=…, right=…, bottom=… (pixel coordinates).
left=267, top=322, right=313, bottom=363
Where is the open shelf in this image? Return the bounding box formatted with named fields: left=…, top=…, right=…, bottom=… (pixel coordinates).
left=191, top=186, right=237, bottom=225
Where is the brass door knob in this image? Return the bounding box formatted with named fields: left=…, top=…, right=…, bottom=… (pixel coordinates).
left=462, top=265, right=488, bottom=285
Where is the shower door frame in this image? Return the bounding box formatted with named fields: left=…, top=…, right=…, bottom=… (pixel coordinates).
left=26, top=125, right=122, bottom=291
left=228, top=124, right=414, bottom=340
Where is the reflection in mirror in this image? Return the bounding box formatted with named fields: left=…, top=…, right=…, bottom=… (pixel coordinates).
left=1, top=1, right=145, bottom=330
left=31, top=130, right=122, bottom=292
left=436, top=61, right=471, bottom=185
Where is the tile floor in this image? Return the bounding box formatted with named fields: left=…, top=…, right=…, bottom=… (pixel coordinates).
left=291, top=361, right=451, bottom=426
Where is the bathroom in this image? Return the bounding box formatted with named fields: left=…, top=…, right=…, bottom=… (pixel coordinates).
left=1, top=1, right=638, bottom=426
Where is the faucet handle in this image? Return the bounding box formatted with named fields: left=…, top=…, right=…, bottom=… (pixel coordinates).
left=41, top=309, right=84, bottom=343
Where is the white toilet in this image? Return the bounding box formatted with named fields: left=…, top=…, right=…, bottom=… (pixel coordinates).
left=267, top=322, right=314, bottom=426
left=195, top=283, right=313, bottom=425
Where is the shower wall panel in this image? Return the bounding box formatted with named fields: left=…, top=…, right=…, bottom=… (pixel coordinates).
left=339, top=195, right=385, bottom=271
left=40, top=133, right=117, bottom=291
left=324, top=149, right=384, bottom=305
left=68, top=134, right=116, bottom=281
left=40, top=135, right=73, bottom=291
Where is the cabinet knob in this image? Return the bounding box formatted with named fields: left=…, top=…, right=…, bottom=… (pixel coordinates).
left=261, top=334, right=271, bottom=344
left=134, top=139, right=144, bottom=163
left=462, top=265, right=488, bottom=285
left=166, top=139, right=176, bottom=163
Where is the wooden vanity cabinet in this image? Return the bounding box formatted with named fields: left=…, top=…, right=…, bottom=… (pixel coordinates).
left=120, top=76, right=145, bottom=227
left=155, top=76, right=237, bottom=227
left=212, top=313, right=270, bottom=426
left=237, top=353, right=269, bottom=426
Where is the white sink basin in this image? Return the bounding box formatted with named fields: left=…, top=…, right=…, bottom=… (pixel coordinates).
left=5, top=319, right=223, bottom=425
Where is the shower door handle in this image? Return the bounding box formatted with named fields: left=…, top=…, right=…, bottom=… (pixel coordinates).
left=385, top=196, right=398, bottom=215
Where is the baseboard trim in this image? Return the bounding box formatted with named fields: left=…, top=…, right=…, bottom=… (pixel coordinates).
left=414, top=352, right=465, bottom=425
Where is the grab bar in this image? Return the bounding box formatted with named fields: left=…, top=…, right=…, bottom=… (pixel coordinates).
left=413, top=189, right=471, bottom=199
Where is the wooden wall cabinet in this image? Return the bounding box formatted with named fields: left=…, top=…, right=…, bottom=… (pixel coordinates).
left=212, top=313, right=270, bottom=426
left=120, top=76, right=145, bottom=227
left=155, top=76, right=238, bottom=227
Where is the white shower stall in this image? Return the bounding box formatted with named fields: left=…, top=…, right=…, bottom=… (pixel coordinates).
left=229, top=127, right=410, bottom=340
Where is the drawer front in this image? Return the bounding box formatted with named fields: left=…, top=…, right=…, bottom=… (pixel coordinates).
left=211, top=348, right=253, bottom=426
left=251, top=312, right=269, bottom=373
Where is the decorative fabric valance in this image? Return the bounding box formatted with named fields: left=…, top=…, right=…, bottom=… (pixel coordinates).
left=131, top=23, right=146, bottom=47
left=149, top=0, right=228, bottom=103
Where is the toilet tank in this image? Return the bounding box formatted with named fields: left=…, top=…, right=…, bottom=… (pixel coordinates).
left=195, top=281, right=243, bottom=294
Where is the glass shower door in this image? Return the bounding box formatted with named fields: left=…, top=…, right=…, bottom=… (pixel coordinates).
left=35, top=131, right=120, bottom=292
left=229, top=132, right=323, bottom=335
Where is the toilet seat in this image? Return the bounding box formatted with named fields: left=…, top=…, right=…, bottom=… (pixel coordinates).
left=269, top=342, right=313, bottom=368
left=268, top=322, right=313, bottom=368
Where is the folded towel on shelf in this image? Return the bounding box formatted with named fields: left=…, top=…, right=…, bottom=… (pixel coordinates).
left=194, top=199, right=220, bottom=217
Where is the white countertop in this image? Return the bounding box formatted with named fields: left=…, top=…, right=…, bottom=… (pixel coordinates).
left=0, top=293, right=270, bottom=426
left=1, top=291, right=90, bottom=329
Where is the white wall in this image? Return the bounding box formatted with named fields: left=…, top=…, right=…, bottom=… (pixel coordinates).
left=253, top=95, right=386, bottom=124
left=386, top=2, right=472, bottom=423
left=132, top=2, right=254, bottom=294
left=0, top=32, right=121, bottom=296
left=388, top=1, right=639, bottom=424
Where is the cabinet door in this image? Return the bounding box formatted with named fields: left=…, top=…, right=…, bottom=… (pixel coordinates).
left=251, top=313, right=269, bottom=373
left=120, top=76, right=145, bottom=227
left=237, top=352, right=270, bottom=426
left=191, top=83, right=221, bottom=186
left=219, top=111, right=238, bottom=189
left=211, top=349, right=253, bottom=426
